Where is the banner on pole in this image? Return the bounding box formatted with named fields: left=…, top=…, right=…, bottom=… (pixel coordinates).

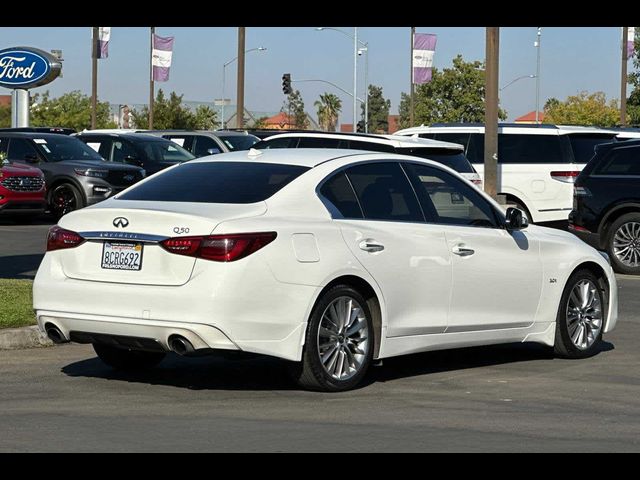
left=413, top=33, right=437, bottom=84
left=152, top=34, right=175, bottom=82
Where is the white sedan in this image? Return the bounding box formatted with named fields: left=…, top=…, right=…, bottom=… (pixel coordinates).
left=34, top=149, right=619, bottom=392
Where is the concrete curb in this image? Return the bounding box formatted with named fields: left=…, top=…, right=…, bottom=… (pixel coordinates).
left=0, top=325, right=53, bottom=350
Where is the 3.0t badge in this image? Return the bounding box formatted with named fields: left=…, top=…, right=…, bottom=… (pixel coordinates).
left=113, top=217, right=129, bottom=228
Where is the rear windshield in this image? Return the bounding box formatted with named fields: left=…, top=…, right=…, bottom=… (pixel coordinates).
left=568, top=134, right=618, bottom=164
left=135, top=140, right=195, bottom=163
left=217, top=134, right=260, bottom=151
left=396, top=148, right=475, bottom=173
left=118, top=161, right=309, bottom=204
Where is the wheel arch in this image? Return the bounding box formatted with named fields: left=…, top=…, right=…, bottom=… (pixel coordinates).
left=568, top=261, right=611, bottom=330
left=312, top=274, right=384, bottom=360
left=47, top=176, right=87, bottom=206
left=598, top=203, right=640, bottom=248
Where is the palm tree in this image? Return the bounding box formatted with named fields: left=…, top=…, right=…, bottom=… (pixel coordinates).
left=314, top=93, right=342, bottom=132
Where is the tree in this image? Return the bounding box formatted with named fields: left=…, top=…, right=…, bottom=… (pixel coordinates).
left=131, top=89, right=216, bottom=129
left=29, top=90, right=116, bottom=131
left=0, top=104, right=11, bottom=128
left=628, top=29, right=640, bottom=125
left=314, top=93, right=342, bottom=132
left=282, top=90, right=308, bottom=129
left=543, top=91, right=620, bottom=127
left=361, top=85, right=391, bottom=133
left=398, top=55, right=507, bottom=128
left=252, top=116, right=269, bottom=129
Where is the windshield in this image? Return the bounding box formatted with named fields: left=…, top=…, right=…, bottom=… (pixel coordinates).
left=396, top=148, right=475, bottom=173
left=136, top=140, right=195, bottom=163
left=118, top=162, right=309, bottom=204
left=32, top=136, right=104, bottom=162
left=217, top=134, right=260, bottom=151
left=568, top=134, right=618, bottom=164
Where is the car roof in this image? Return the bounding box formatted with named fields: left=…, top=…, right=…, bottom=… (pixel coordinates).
left=0, top=132, right=75, bottom=140
left=188, top=147, right=461, bottom=169
left=262, top=131, right=464, bottom=150
left=76, top=131, right=169, bottom=141
left=395, top=124, right=620, bottom=136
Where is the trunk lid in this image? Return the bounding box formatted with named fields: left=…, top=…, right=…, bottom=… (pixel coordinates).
left=57, top=200, right=266, bottom=286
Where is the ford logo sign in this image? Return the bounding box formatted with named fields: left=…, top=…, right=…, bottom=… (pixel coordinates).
left=0, top=47, right=61, bottom=89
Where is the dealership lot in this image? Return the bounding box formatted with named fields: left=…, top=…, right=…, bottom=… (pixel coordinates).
left=0, top=220, right=639, bottom=452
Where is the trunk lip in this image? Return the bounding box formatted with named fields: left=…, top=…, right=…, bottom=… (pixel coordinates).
left=77, top=231, right=169, bottom=244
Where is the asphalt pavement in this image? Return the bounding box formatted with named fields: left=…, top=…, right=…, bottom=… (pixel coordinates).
left=1, top=217, right=639, bottom=452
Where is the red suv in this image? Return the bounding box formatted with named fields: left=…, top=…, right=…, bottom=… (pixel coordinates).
left=0, top=162, right=47, bottom=218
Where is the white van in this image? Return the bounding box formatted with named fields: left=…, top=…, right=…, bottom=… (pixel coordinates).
left=394, top=124, right=618, bottom=223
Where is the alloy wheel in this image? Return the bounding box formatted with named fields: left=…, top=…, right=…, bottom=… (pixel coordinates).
left=613, top=222, right=640, bottom=267
left=566, top=279, right=603, bottom=350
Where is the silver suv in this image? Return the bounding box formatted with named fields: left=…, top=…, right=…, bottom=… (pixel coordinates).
left=0, top=132, right=145, bottom=218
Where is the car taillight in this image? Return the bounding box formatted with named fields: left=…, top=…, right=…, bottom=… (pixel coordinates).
left=47, top=226, right=85, bottom=251
left=160, top=232, right=277, bottom=262
left=551, top=171, right=580, bottom=183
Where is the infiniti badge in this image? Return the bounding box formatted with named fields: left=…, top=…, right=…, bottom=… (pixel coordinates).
left=113, top=217, right=129, bottom=228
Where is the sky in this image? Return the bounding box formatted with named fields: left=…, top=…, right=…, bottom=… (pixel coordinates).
left=0, top=27, right=631, bottom=124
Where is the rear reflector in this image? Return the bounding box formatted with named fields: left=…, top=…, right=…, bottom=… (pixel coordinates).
left=568, top=224, right=591, bottom=233
left=551, top=171, right=580, bottom=183
left=47, top=226, right=85, bottom=251
left=160, top=232, right=277, bottom=262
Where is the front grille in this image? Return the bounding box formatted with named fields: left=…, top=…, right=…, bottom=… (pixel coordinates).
left=0, top=176, right=45, bottom=192
left=107, top=170, right=143, bottom=187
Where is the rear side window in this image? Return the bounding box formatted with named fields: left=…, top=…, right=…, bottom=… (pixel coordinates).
left=593, top=147, right=640, bottom=176
left=345, top=162, right=423, bottom=222
left=255, top=137, right=298, bottom=149
left=118, top=162, right=309, bottom=204
left=347, top=140, right=395, bottom=153
left=498, top=134, right=565, bottom=164
left=318, top=171, right=363, bottom=219
left=297, top=137, right=341, bottom=148
left=396, top=148, right=474, bottom=173
left=568, top=134, right=618, bottom=164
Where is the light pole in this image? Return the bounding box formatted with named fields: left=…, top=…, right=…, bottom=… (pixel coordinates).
left=221, top=46, right=267, bottom=129
left=499, top=74, right=535, bottom=92
left=316, top=27, right=369, bottom=132
left=535, top=27, right=542, bottom=124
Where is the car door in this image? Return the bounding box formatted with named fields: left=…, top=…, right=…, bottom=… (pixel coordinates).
left=321, top=162, right=452, bottom=337
left=404, top=162, right=543, bottom=332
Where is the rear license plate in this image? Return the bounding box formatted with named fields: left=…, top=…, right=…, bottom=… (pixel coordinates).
left=101, top=242, right=143, bottom=271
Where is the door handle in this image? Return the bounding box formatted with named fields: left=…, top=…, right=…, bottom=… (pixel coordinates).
left=452, top=244, right=475, bottom=257
left=359, top=239, right=385, bottom=253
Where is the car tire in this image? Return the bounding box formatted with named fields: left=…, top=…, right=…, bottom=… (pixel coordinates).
left=606, top=212, right=640, bottom=275
left=554, top=269, right=605, bottom=359
left=291, top=285, right=374, bottom=392
left=49, top=183, right=84, bottom=219
left=93, top=344, right=166, bottom=371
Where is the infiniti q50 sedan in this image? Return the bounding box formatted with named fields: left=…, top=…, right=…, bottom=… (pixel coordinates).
left=33, top=149, right=619, bottom=391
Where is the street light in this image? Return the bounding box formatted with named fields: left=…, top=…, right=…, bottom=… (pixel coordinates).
left=535, top=27, right=542, bottom=124
left=499, top=74, right=535, bottom=92
left=221, top=47, right=267, bottom=129
left=315, top=27, right=369, bottom=132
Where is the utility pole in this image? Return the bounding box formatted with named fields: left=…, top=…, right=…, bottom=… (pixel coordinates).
left=535, top=27, right=542, bottom=124
left=149, top=26, right=155, bottom=129
left=621, top=27, right=629, bottom=126
left=91, top=27, right=98, bottom=129
left=236, top=27, right=246, bottom=128
left=410, top=27, right=415, bottom=127
left=352, top=27, right=358, bottom=133
left=484, top=27, right=500, bottom=200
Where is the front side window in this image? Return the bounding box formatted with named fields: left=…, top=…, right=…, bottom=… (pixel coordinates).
left=318, top=171, right=363, bottom=219
left=7, top=138, right=38, bottom=161
left=593, top=147, right=640, bottom=176
left=345, top=162, right=423, bottom=222
left=218, top=134, right=259, bottom=151
left=118, top=162, right=309, bottom=204
left=192, top=136, right=222, bottom=157
left=112, top=140, right=138, bottom=163
left=405, top=163, right=499, bottom=228
left=32, top=136, right=104, bottom=162
left=136, top=140, right=195, bottom=163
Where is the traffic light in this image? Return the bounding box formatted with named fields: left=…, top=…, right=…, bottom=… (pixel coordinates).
left=282, top=73, right=292, bottom=95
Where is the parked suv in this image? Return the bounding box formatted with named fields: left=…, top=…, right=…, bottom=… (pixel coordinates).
left=0, top=158, right=47, bottom=218
left=253, top=132, right=482, bottom=187
left=569, top=139, right=640, bottom=274
left=0, top=132, right=145, bottom=218
left=394, top=124, right=619, bottom=223
left=74, top=132, right=195, bottom=175
left=148, top=130, right=259, bottom=157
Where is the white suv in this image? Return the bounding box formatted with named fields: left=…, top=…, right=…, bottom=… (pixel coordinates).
left=253, top=132, right=482, bottom=188
left=394, top=124, right=619, bottom=223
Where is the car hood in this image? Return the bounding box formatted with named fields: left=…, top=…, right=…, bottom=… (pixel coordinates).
left=1, top=162, right=44, bottom=176
left=55, top=159, right=142, bottom=171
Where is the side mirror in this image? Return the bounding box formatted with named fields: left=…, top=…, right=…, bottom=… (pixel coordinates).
left=505, top=207, right=529, bottom=231
left=24, top=154, right=39, bottom=164
left=123, top=155, right=143, bottom=167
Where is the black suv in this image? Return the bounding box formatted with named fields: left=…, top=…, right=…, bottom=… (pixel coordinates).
left=74, top=132, right=195, bottom=175
left=569, top=139, right=640, bottom=274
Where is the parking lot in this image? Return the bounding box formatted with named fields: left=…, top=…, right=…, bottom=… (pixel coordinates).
left=1, top=219, right=639, bottom=452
